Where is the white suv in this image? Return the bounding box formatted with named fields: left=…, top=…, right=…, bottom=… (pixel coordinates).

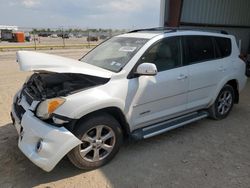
left=11, top=28, right=247, bottom=172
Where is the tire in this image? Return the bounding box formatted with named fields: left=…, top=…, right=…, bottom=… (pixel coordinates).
left=209, top=85, right=235, bottom=120
left=67, top=113, right=123, bottom=170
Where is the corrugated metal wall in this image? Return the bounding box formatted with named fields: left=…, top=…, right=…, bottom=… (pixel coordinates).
left=162, top=0, right=250, bottom=53
left=180, top=0, right=250, bottom=53
left=180, top=25, right=250, bottom=53
left=181, top=0, right=250, bottom=26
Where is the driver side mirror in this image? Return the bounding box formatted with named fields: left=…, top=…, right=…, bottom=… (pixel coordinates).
left=136, top=63, right=158, bottom=76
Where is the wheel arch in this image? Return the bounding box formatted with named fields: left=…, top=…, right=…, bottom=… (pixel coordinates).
left=209, top=78, right=240, bottom=108
left=226, top=79, right=239, bottom=104
left=74, top=107, right=131, bottom=137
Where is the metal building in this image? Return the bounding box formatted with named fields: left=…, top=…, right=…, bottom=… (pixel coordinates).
left=160, top=0, right=250, bottom=54
left=0, top=25, right=18, bottom=41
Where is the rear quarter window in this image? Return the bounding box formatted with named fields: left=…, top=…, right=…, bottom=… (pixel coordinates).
left=214, top=37, right=232, bottom=58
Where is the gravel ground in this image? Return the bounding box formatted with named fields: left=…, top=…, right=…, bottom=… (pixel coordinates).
left=0, top=49, right=249, bottom=188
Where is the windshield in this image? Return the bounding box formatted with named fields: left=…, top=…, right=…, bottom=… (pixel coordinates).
left=80, top=37, right=148, bottom=72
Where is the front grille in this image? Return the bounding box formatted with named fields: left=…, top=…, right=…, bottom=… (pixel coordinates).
left=22, top=88, right=34, bottom=105
left=14, top=100, right=26, bottom=120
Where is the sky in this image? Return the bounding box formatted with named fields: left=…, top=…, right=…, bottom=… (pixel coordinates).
left=0, top=0, right=161, bottom=29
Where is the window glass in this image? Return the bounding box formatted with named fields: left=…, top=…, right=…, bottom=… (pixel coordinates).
left=185, top=36, right=215, bottom=64
left=80, top=37, right=148, bottom=72
left=140, top=37, right=182, bottom=72
left=215, top=37, right=232, bottom=58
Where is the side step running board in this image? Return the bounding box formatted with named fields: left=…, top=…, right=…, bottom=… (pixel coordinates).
left=131, top=111, right=209, bottom=140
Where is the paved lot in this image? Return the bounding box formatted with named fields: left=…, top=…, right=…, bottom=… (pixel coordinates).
left=0, top=49, right=249, bottom=188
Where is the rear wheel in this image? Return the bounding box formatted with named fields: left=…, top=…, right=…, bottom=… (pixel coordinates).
left=209, top=85, right=235, bottom=120
left=67, top=113, right=123, bottom=170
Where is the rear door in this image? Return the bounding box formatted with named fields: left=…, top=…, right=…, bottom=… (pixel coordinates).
left=183, top=35, right=225, bottom=110
left=214, top=36, right=233, bottom=76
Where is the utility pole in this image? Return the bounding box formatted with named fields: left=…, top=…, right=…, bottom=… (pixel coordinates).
left=33, top=33, right=37, bottom=50
left=87, top=28, right=90, bottom=48
left=61, top=26, right=65, bottom=48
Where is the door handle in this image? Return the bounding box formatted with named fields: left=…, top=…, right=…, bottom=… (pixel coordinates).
left=177, top=74, right=188, bottom=80
left=219, top=66, right=226, bottom=72
left=219, top=66, right=224, bottom=71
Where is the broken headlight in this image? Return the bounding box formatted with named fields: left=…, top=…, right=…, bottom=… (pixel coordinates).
left=36, top=98, right=65, bottom=120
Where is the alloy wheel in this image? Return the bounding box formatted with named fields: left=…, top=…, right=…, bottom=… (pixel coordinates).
left=79, top=125, right=116, bottom=162
left=217, top=90, right=233, bottom=115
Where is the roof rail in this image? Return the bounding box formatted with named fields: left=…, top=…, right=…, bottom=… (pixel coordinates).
left=128, top=27, right=228, bottom=35
left=128, top=27, right=177, bottom=33
left=178, top=27, right=228, bottom=35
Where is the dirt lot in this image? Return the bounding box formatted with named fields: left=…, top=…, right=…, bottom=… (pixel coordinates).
left=0, top=49, right=250, bottom=188
left=0, top=37, right=101, bottom=52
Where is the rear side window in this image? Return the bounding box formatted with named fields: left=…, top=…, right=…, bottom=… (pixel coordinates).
left=185, top=36, right=215, bottom=64
left=214, top=37, right=232, bottom=58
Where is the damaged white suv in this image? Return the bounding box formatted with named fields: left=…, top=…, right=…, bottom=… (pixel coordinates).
left=11, top=28, right=247, bottom=172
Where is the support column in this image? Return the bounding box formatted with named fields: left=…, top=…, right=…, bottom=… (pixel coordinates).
left=166, top=0, right=183, bottom=27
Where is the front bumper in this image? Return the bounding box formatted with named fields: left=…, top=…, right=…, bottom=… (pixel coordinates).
left=11, top=96, right=81, bottom=172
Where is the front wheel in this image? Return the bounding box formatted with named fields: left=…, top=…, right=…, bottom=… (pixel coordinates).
left=209, top=85, right=235, bottom=120
left=67, top=113, right=123, bottom=170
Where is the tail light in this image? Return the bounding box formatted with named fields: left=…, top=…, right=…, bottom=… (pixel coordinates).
left=239, top=54, right=247, bottom=62
left=240, top=54, right=250, bottom=77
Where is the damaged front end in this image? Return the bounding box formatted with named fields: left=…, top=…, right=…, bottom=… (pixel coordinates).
left=11, top=51, right=112, bottom=171
left=20, top=72, right=109, bottom=127
left=15, top=50, right=111, bottom=127
left=23, top=72, right=109, bottom=101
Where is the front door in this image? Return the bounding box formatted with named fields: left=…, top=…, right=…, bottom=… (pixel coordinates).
left=128, top=37, right=189, bottom=130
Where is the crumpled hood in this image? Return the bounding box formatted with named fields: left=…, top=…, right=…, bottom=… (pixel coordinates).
left=16, top=51, right=112, bottom=78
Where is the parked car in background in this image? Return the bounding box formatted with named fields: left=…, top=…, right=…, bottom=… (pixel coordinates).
left=38, top=33, right=51, bottom=37
left=87, top=36, right=98, bottom=42
left=25, top=35, right=31, bottom=42
left=62, top=33, right=69, bottom=39
left=57, top=33, right=69, bottom=38
left=68, top=33, right=74, bottom=38
left=50, top=34, right=58, bottom=38
left=99, top=35, right=109, bottom=40
left=76, top=34, right=82, bottom=38
left=25, top=33, right=31, bottom=42
left=11, top=28, right=247, bottom=172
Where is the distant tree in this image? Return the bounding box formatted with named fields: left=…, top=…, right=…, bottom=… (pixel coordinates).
left=68, top=28, right=73, bottom=33
left=31, top=28, right=38, bottom=34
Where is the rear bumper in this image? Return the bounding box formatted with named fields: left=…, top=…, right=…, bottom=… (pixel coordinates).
left=11, top=105, right=81, bottom=172
left=238, top=74, right=248, bottom=93
left=245, top=61, right=250, bottom=77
